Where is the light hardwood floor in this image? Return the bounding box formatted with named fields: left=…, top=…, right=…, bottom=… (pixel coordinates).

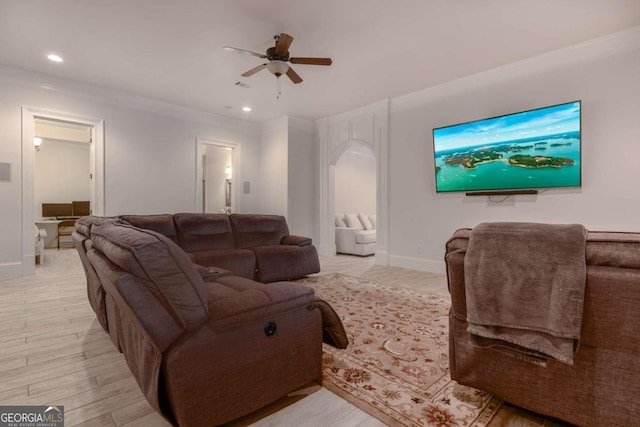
left=0, top=250, right=561, bottom=426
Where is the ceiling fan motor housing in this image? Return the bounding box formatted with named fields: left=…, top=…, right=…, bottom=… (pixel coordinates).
left=266, top=47, right=289, bottom=61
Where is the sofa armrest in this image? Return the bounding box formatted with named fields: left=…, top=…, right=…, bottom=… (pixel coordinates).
left=335, top=227, right=360, bottom=236
left=335, top=227, right=359, bottom=253
left=281, top=234, right=312, bottom=246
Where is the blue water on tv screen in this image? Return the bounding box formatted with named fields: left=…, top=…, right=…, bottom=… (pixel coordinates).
left=432, top=101, right=581, bottom=193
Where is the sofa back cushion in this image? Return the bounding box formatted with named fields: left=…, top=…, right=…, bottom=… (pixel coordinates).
left=120, top=214, right=178, bottom=244
left=229, top=214, right=289, bottom=248
left=174, top=213, right=235, bottom=252
left=90, top=221, right=209, bottom=330
left=586, top=231, right=640, bottom=269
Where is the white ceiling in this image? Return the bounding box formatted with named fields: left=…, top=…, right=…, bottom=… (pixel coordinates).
left=1, top=1, right=639, bottom=123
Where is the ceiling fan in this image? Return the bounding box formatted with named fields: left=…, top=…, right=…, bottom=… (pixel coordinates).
left=223, top=33, right=332, bottom=85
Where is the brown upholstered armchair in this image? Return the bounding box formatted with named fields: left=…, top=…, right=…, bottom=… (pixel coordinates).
left=446, top=226, right=640, bottom=426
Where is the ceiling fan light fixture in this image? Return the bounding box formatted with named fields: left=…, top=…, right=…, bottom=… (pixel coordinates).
left=266, top=60, right=289, bottom=77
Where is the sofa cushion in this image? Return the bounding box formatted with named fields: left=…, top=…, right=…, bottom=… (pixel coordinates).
left=174, top=213, right=236, bottom=252
left=204, top=276, right=316, bottom=330
left=121, top=214, right=178, bottom=244
left=90, top=222, right=209, bottom=331
left=344, top=213, right=363, bottom=230
left=368, top=214, right=376, bottom=229
left=229, top=214, right=290, bottom=248
left=335, top=214, right=347, bottom=228
left=356, top=229, right=377, bottom=244
left=358, top=213, right=373, bottom=230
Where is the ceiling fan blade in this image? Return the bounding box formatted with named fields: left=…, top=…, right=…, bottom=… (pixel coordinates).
left=286, top=67, right=303, bottom=84
left=223, top=46, right=267, bottom=59
left=275, top=33, right=294, bottom=56
left=289, top=57, right=332, bottom=66
left=241, top=63, right=267, bottom=77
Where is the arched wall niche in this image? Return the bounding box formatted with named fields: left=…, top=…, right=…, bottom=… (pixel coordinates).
left=316, top=100, right=389, bottom=264
left=329, top=139, right=374, bottom=166
left=332, top=141, right=376, bottom=218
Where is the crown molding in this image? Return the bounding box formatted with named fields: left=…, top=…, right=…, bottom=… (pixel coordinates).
left=0, top=64, right=262, bottom=136
left=391, top=25, right=640, bottom=113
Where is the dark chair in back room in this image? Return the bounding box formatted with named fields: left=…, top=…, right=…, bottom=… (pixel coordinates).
left=57, top=220, right=76, bottom=249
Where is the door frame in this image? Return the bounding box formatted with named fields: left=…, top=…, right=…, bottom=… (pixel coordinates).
left=195, top=138, right=240, bottom=213
left=21, top=107, right=104, bottom=275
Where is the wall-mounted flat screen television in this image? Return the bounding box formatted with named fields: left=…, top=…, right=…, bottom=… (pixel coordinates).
left=432, top=100, right=581, bottom=193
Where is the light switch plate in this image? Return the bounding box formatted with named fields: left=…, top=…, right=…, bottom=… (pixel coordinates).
left=0, top=162, right=10, bottom=182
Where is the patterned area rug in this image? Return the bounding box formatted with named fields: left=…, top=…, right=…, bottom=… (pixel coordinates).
left=298, top=273, right=502, bottom=427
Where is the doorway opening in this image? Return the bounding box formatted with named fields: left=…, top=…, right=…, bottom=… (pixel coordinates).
left=22, top=107, right=104, bottom=275
left=332, top=144, right=377, bottom=256
left=34, top=118, right=93, bottom=251
left=195, top=138, right=240, bottom=214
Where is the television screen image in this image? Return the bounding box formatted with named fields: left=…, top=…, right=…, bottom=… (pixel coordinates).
left=432, top=101, right=581, bottom=193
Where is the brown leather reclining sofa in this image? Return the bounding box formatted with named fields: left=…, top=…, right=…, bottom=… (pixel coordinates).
left=73, top=217, right=346, bottom=427
left=120, top=213, right=320, bottom=283
left=446, top=227, right=640, bottom=426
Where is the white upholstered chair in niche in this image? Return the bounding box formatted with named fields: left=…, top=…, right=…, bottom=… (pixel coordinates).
left=335, top=213, right=376, bottom=256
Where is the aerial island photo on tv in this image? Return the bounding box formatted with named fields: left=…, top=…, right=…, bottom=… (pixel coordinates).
left=433, top=101, right=581, bottom=192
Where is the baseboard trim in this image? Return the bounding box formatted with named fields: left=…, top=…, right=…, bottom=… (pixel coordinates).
left=318, top=243, right=336, bottom=257
left=388, top=255, right=446, bottom=274
left=0, top=262, right=23, bottom=279
left=374, top=250, right=389, bottom=265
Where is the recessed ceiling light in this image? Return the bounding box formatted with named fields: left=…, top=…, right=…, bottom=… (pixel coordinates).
left=47, top=54, right=63, bottom=63
left=242, top=106, right=252, bottom=112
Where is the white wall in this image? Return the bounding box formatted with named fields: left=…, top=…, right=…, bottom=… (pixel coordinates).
left=334, top=146, right=376, bottom=214
left=388, top=40, right=640, bottom=273
left=258, top=117, right=288, bottom=216
left=257, top=116, right=318, bottom=241
left=34, top=139, right=90, bottom=219
left=0, top=65, right=261, bottom=278
left=287, top=117, right=317, bottom=240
